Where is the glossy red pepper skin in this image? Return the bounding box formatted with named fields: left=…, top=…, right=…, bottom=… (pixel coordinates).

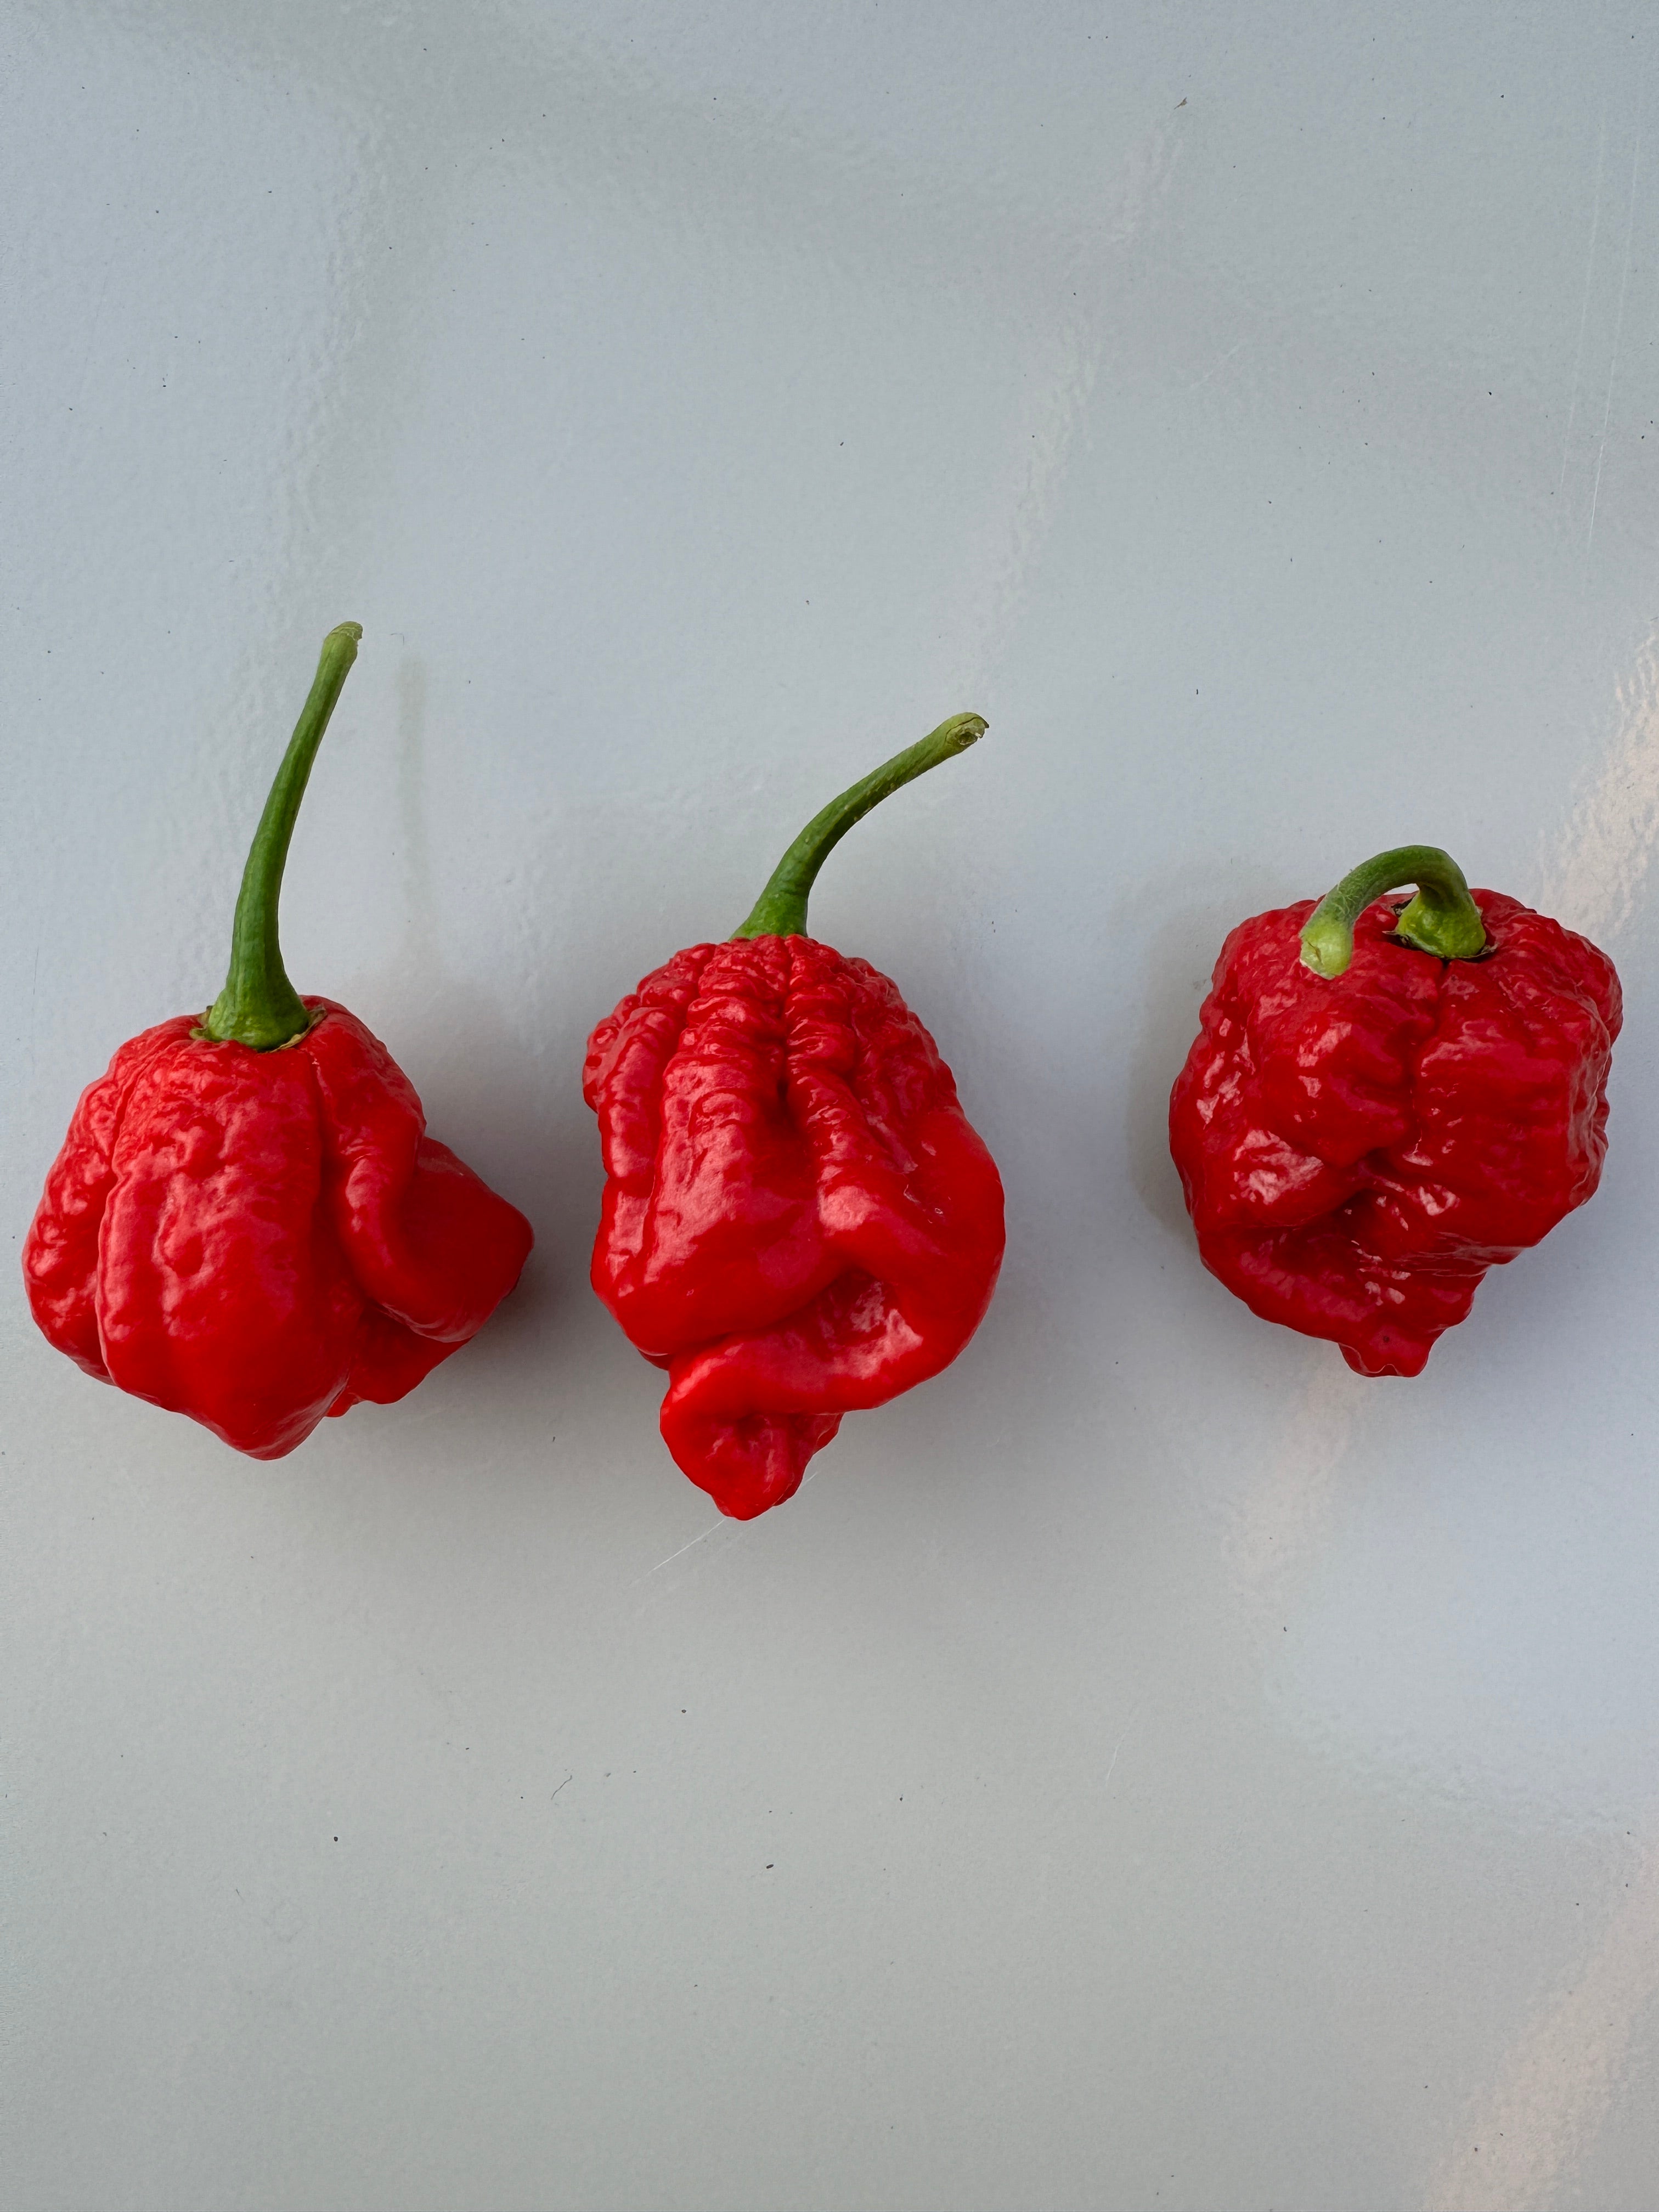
left=24, top=998, right=533, bottom=1458
left=1169, top=890, right=1620, bottom=1374
left=584, top=934, right=1005, bottom=1518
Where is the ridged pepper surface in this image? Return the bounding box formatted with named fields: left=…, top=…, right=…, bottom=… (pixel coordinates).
left=24, top=625, right=532, bottom=1457
left=1169, top=844, right=1620, bottom=1376
left=584, top=715, right=1005, bottom=1519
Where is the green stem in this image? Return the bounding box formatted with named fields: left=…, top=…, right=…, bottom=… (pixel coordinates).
left=1299, top=844, right=1486, bottom=978
left=200, top=623, right=362, bottom=1048
left=731, top=711, right=988, bottom=939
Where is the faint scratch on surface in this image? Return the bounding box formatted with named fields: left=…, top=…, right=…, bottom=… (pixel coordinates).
left=1102, top=1701, right=1144, bottom=1795
left=637, top=1520, right=727, bottom=1583
left=632, top=1470, right=819, bottom=1609
left=1188, top=338, right=1249, bottom=393
left=1425, top=1842, right=1659, bottom=2210
left=1584, top=131, right=1641, bottom=574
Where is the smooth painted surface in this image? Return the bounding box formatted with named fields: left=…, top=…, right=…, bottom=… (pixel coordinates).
left=5, top=5, right=1659, bottom=2207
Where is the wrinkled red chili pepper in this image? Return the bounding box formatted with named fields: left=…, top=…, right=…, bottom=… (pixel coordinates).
left=24, top=624, right=533, bottom=1457
left=1169, top=844, right=1620, bottom=1375
left=583, top=714, right=1005, bottom=1518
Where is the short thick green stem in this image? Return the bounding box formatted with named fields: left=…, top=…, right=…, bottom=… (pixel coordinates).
left=200, top=623, right=362, bottom=1049
left=731, top=711, right=987, bottom=940
left=1300, top=844, right=1486, bottom=978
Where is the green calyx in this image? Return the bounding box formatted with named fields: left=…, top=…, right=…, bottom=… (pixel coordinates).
left=1299, top=843, right=1487, bottom=978
left=199, top=622, right=362, bottom=1049
left=731, top=711, right=988, bottom=940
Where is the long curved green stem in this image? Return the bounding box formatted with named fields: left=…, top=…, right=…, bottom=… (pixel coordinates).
left=200, top=623, right=362, bottom=1048
left=1300, top=844, right=1486, bottom=978
left=731, top=711, right=987, bottom=940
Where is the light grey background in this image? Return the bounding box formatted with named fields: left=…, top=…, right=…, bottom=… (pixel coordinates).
left=5, top=4, right=1659, bottom=2207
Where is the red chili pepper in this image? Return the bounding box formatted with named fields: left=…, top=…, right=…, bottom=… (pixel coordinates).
left=1169, top=845, right=1620, bottom=1375
left=23, top=624, right=533, bottom=1457
left=583, top=715, right=1005, bottom=1519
